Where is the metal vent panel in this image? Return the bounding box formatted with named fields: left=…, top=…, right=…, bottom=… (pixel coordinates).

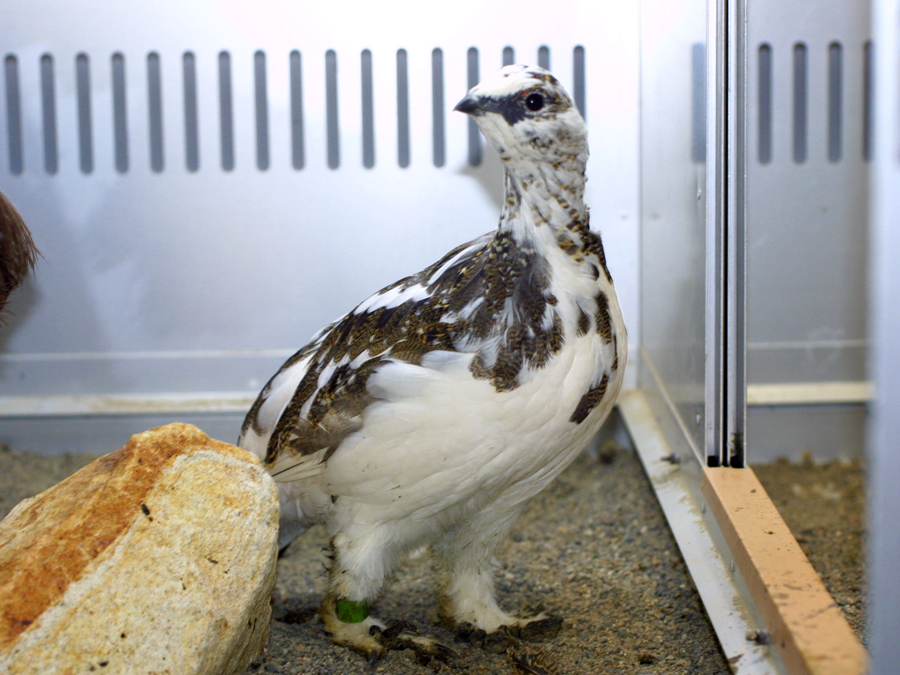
left=745, top=0, right=871, bottom=384
left=0, top=0, right=640, bottom=401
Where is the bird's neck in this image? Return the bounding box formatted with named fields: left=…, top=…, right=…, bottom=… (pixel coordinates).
left=498, top=155, right=589, bottom=249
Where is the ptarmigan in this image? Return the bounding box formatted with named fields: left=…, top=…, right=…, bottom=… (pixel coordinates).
left=239, top=64, right=627, bottom=660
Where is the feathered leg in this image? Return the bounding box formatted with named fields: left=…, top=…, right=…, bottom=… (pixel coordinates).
left=438, top=503, right=562, bottom=640
left=320, top=530, right=391, bottom=660
left=320, top=528, right=455, bottom=664
left=438, top=504, right=523, bottom=631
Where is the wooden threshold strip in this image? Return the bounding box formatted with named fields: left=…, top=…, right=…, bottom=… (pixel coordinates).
left=702, top=467, right=869, bottom=675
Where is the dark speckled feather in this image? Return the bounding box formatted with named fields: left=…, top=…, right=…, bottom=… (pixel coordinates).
left=244, top=226, right=571, bottom=464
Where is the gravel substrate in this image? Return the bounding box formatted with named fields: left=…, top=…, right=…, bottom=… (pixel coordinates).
left=754, top=458, right=866, bottom=642
left=0, top=436, right=866, bottom=674
left=0, top=445, right=97, bottom=521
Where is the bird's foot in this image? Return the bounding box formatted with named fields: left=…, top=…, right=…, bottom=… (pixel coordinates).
left=321, top=597, right=387, bottom=663
left=505, top=613, right=564, bottom=642
left=454, top=622, right=514, bottom=654
left=322, top=598, right=456, bottom=666
left=454, top=612, right=563, bottom=654
left=374, top=620, right=458, bottom=665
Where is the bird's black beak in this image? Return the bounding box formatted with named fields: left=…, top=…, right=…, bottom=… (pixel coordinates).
left=454, top=95, right=482, bottom=115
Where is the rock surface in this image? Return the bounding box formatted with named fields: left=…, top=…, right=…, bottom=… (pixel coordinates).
left=0, top=422, right=279, bottom=675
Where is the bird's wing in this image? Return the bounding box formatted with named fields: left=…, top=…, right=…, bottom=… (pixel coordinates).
left=242, top=233, right=497, bottom=480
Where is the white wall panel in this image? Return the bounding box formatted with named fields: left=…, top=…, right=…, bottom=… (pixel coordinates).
left=0, top=0, right=640, bottom=451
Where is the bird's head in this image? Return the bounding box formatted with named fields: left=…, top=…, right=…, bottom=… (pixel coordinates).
left=454, top=65, right=587, bottom=168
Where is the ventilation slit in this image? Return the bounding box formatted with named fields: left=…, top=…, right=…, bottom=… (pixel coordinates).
left=147, top=52, right=164, bottom=172
left=792, top=42, right=807, bottom=164
left=538, top=45, right=550, bottom=70
left=396, top=49, right=410, bottom=168
left=183, top=51, right=199, bottom=172
left=218, top=51, right=234, bottom=171
left=502, top=46, right=515, bottom=66
left=863, top=40, right=874, bottom=162
left=4, top=55, right=23, bottom=175
left=361, top=49, right=375, bottom=169
left=75, top=53, right=93, bottom=174
left=289, top=50, right=304, bottom=170
left=325, top=49, right=340, bottom=170
left=691, top=43, right=706, bottom=163
left=40, top=54, right=58, bottom=174
left=758, top=43, right=772, bottom=164
left=467, top=47, right=481, bottom=167
left=432, top=48, right=445, bottom=168
left=255, top=50, right=269, bottom=171
left=573, top=45, right=586, bottom=118
left=827, top=42, right=842, bottom=163
left=111, top=53, right=128, bottom=173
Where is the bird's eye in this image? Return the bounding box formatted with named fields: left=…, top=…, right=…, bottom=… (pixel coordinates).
left=525, top=92, right=545, bottom=111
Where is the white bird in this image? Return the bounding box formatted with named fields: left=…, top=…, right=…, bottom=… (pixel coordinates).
left=239, top=64, right=627, bottom=661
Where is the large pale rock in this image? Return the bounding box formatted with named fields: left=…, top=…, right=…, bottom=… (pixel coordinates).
left=0, top=423, right=279, bottom=675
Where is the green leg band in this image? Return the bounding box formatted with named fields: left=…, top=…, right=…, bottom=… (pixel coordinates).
left=335, top=598, right=369, bottom=623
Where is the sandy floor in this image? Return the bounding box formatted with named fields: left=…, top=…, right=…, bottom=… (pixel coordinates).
left=0, top=440, right=865, bottom=674
left=754, top=458, right=866, bottom=642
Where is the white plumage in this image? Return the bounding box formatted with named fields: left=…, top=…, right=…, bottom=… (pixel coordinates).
left=239, top=64, right=627, bottom=660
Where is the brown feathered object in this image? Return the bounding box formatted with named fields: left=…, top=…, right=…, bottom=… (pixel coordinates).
left=0, top=190, right=38, bottom=314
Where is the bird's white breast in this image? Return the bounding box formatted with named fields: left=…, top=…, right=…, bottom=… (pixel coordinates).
left=324, top=286, right=624, bottom=530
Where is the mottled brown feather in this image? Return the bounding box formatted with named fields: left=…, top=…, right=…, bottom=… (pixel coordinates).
left=0, top=190, right=39, bottom=316
left=569, top=373, right=610, bottom=424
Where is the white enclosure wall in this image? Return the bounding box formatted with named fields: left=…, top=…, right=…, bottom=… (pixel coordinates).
left=638, top=0, right=708, bottom=462
left=745, top=0, right=871, bottom=461
left=640, top=0, right=873, bottom=466
left=0, top=0, right=640, bottom=453
left=868, top=0, right=900, bottom=670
